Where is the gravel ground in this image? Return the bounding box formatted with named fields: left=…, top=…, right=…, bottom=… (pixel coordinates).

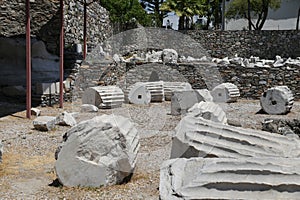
left=0, top=98, right=299, bottom=199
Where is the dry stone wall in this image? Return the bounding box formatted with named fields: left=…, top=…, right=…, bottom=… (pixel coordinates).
left=0, top=0, right=112, bottom=55
left=186, top=30, right=300, bottom=59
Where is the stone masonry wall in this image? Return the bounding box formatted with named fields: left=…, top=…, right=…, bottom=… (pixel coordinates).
left=75, top=62, right=300, bottom=100
left=0, top=0, right=112, bottom=55
left=186, top=30, right=300, bottom=59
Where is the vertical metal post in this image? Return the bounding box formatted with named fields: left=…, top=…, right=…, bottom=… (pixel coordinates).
left=26, top=0, right=31, bottom=119
left=221, top=0, right=225, bottom=30
left=59, top=0, right=64, bottom=108
left=83, top=2, right=87, bottom=59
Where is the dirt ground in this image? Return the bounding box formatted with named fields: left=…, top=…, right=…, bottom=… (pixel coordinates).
left=0, top=98, right=299, bottom=199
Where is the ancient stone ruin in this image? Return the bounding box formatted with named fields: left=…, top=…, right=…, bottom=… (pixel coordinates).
left=82, top=86, right=124, bottom=109
left=124, top=82, right=151, bottom=105
left=260, top=86, right=294, bottom=115
left=160, top=157, right=300, bottom=199
left=211, top=82, right=240, bottom=103
left=171, top=115, right=300, bottom=159
left=55, top=114, right=139, bottom=187
left=187, top=101, right=227, bottom=124
left=163, top=82, right=192, bottom=101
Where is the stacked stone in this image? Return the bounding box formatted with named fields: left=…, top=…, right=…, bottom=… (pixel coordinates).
left=163, top=82, right=192, bottom=101
left=82, top=86, right=124, bottom=109
left=260, top=86, right=294, bottom=115
left=160, top=157, right=300, bottom=200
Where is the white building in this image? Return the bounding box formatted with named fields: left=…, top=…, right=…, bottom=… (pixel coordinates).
left=163, top=0, right=300, bottom=30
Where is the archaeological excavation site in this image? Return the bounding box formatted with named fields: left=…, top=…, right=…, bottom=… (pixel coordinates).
left=0, top=0, right=300, bottom=199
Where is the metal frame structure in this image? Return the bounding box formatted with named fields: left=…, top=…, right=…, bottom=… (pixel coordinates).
left=25, top=0, right=65, bottom=118
left=25, top=0, right=96, bottom=118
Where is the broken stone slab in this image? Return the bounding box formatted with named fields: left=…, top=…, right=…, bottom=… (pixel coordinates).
left=194, top=89, right=213, bottom=102
left=164, top=82, right=192, bottom=101
left=57, top=111, right=77, bottom=127
left=187, top=101, right=227, bottom=124
left=260, top=86, right=294, bottom=115
left=162, top=49, right=178, bottom=64
left=143, top=81, right=165, bottom=102
left=30, top=108, right=41, bottom=116
left=146, top=50, right=163, bottom=63
left=171, top=115, right=300, bottom=159
left=125, top=83, right=151, bottom=105
left=55, top=114, right=140, bottom=187
left=211, top=82, right=240, bottom=103
left=82, top=86, right=124, bottom=109
left=80, top=104, right=99, bottom=112
left=160, top=157, right=300, bottom=200
left=33, top=116, right=57, bottom=131
left=171, top=90, right=204, bottom=116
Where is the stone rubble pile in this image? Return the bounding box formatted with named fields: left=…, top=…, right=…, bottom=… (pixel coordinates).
left=212, top=55, right=300, bottom=68
left=160, top=157, right=300, bottom=200
left=55, top=114, right=139, bottom=187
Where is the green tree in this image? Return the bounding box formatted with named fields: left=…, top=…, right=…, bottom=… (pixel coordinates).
left=100, top=0, right=152, bottom=31
left=140, top=0, right=167, bottom=27
left=160, top=0, right=207, bottom=30
left=226, top=0, right=281, bottom=30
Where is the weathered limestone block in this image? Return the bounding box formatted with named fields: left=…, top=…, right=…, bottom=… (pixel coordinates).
left=171, top=90, right=203, bottom=116
left=146, top=50, right=162, bottom=63
left=164, top=82, right=192, bottom=101
left=55, top=114, right=140, bottom=187
left=124, top=83, right=151, bottom=105
left=187, top=101, right=227, bottom=124
left=33, top=116, right=57, bottom=131
left=82, top=86, right=124, bottom=109
left=57, top=111, right=77, bottom=127
left=211, top=83, right=240, bottom=103
left=160, top=157, right=300, bottom=200
left=81, top=104, right=99, bottom=112
left=171, top=115, right=300, bottom=159
left=162, top=49, right=178, bottom=64
left=194, top=89, right=213, bottom=102
left=260, top=86, right=294, bottom=115
left=143, top=81, right=164, bottom=102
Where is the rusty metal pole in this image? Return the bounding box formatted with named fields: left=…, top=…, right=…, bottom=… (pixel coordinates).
left=59, top=0, right=64, bottom=108
left=26, top=0, right=31, bottom=119
left=83, top=2, right=87, bottom=59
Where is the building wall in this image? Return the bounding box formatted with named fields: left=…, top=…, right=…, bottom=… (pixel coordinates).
left=0, top=0, right=112, bottom=55
left=186, top=30, right=300, bottom=59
